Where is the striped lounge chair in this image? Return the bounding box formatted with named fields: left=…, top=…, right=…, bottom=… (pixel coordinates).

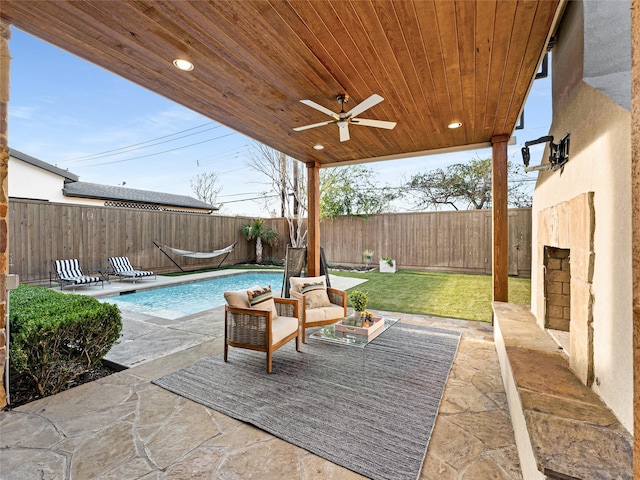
left=108, top=256, right=156, bottom=283
left=51, top=259, right=104, bottom=290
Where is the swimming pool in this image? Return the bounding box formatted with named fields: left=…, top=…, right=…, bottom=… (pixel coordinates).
left=103, top=272, right=283, bottom=320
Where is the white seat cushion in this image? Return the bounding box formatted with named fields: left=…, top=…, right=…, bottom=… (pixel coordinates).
left=305, top=305, right=345, bottom=324
left=271, top=315, right=299, bottom=345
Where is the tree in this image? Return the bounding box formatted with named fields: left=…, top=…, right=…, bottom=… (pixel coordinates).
left=248, top=142, right=307, bottom=247
left=241, top=218, right=279, bottom=264
left=405, top=157, right=532, bottom=210
left=320, top=165, right=399, bottom=219
left=190, top=171, right=222, bottom=206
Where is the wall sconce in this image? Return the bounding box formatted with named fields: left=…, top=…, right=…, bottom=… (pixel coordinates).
left=521, top=134, right=570, bottom=172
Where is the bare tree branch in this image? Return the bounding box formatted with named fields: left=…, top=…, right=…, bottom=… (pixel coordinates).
left=190, top=171, right=222, bottom=207
left=248, top=142, right=308, bottom=247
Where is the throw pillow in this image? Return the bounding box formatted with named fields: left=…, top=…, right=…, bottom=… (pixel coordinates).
left=301, top=282, right=332, bottom=309
left=290, top=275, right=326, bottom=293
left=247, top=285, right=278, bottom=318
left=223, top=289, right=251, bottom=308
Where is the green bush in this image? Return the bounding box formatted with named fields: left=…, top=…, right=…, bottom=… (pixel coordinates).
left=9, top=285, right=122, bottom=397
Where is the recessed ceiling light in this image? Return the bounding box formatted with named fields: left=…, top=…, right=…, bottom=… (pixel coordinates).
left=448, top=121, right=463, bottom=129
left=313, top=144, right=325, bottom=150
left=172, top=58, right=194, bottom=71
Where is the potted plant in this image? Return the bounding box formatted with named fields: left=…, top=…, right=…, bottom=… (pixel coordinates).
left=379, top=256, right=397, bottom=273
left=347, top=290, right=368, bottom=326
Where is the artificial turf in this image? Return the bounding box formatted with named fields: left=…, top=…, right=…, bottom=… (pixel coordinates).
left=331, top=269, right=531, bottom=323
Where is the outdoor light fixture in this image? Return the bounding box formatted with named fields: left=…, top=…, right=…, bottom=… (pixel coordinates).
left=521, top=134, right=570, bottom=172
left=172, top=58, right=194, bottom=71
left=448, top=121, right=463, bottom=129
left=313, top=144, right=325, bottom=150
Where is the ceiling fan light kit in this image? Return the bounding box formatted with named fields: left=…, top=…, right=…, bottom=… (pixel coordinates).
left=293, top=93, right=396, bottom=142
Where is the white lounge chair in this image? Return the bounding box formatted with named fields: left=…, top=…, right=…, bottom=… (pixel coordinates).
left=50, top=259, right=103, bottom=290
left=108, top=256, right=156, bottom=283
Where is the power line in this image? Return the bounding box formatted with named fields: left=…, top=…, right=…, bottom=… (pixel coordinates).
left=64, top=125, right=225, bottom=163
left=61, top=122, right=218, bottom=163
left=85, top=132, right=238, bottom=167
left=221, top=194, right=279, bottom=204
left=218, top=190, right=271, bottom=199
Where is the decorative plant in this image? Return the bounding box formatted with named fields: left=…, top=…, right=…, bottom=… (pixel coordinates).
left=9, top=285, right=122, bottom=397
left=363, top=249, right=374, bottom=268
left=382, top=257, right=395, bottom=267
left=241, top=218, right=279, bottom=264
left=348, top=290, right=369, bottom=312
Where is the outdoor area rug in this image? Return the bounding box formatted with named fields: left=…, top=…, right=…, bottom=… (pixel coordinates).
left=153, top=323, right=461, bottom=480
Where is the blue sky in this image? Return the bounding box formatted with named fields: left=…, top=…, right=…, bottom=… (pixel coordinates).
left=8, top=27, right=551, bottom=216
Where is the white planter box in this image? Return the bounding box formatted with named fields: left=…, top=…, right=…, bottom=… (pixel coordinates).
left=379, top=259, right=396, bottom=273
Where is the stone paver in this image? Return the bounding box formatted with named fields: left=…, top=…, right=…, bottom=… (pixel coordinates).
left=0, top=302, right=522, bottom=479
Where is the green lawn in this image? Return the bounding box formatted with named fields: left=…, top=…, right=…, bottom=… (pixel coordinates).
left=331, top=269, right=531, bottom=323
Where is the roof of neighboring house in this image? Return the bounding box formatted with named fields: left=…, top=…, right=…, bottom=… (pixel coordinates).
left=62, top=181, right=218, bottom=211
left=10, top=148, right=79, bottom=182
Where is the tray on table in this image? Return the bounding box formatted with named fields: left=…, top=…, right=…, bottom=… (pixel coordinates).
left=334, top=316, right=385, bottom=338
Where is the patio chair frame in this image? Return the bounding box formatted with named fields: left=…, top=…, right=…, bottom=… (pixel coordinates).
left=224, top=297, right=300, bottom=373
left=290, top=287, right=347, bottom=343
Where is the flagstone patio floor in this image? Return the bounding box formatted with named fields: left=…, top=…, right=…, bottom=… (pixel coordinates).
left=0, top=273, right=522, bottom=479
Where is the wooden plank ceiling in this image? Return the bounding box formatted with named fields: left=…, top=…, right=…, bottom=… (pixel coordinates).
left=1, top=0, right=560, bottom=167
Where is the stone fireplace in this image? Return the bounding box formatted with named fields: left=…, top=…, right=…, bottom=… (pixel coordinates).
left=536, top=192, right=595, bottom=386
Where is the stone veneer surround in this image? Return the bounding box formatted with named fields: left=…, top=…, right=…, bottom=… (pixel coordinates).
left=536, top=192, right=595, bottom=386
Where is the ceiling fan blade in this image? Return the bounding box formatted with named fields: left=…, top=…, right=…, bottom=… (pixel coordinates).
left=338, top=121, right=350, bottom=142
left=300, top=99, right=340, bottom=119
left=351, top=118, right=397, bottom=130
left=292, top=120, right=335, bottom=132
left=346, top=93, right=384, bottom=118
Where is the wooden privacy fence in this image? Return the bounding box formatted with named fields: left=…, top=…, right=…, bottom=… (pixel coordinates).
left=9, top=200, right=531, bottom=283
left=9, top=200, right=288, bottom=284
left=320, top=208, right=532, bottom=277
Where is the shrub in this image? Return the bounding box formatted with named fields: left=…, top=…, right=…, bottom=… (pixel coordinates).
left=348, top=290, right=369, bottom=312
left=9, top=285, right=122, bottom=397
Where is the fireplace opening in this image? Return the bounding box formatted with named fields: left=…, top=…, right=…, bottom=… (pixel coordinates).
left=544, top=246, right=571, bottom=333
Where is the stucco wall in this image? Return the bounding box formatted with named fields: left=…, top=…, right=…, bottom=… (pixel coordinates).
left=8, top=157, right=67, bottom=202
left=532, top=37, right=632, bottom=432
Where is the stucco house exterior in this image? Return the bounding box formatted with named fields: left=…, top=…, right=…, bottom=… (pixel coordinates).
left=531, top=0, right=631, bottom=431
left=9, top=148, right=217, bottom=214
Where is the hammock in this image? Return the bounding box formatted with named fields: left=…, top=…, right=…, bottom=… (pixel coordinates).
left=153, top=241, right=237, bottom=271
left=161, top=242, right=237, bottom=259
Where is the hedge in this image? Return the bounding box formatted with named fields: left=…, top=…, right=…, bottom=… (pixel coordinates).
left=9, top=285, right=122, bottom=397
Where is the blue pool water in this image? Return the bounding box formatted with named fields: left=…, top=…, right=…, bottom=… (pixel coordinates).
left=103, top=272, right=283, bottom=320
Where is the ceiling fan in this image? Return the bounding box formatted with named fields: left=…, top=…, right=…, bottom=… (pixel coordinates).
left=293, top=94, right=396, bottom=142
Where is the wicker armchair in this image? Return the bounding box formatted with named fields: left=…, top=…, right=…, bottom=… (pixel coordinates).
left=289, top=276, right=347, bottom=343
left=224, top=296, right=300, bottom=373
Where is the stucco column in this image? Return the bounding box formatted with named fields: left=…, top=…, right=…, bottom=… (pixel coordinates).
left=0, top=20, right=11, bottom=409
left=631, top=0, right=640, bottom=473
left=492, top=134, right=510, bottom=306
left=306, top=161, right=320, bottom=277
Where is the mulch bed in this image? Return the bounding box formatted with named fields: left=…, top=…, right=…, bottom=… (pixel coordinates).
left=7, top=364, right=116, bottom=409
